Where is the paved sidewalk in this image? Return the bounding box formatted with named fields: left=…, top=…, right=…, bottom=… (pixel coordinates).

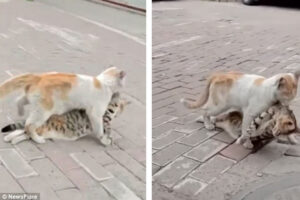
left=0, top=0, right=145, bottom=199
left=153, top=1, right=300, bottom=199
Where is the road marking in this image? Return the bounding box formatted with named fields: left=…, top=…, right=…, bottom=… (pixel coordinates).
left=43, top=5, right=145, bottom=46
left=72, top=15, right=145, bottom=46
left=153, top=35, right=202, bottom=50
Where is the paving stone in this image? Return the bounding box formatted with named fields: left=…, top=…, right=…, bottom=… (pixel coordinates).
left=0, top=149, right=37, bottom=178
left=15, top=141, right=45, bottom=161
left=65, top=168, right=98, bottom=190
left=173, top=177, right=207, bottom=196
left=70, top=152, right=113, bottom=182
left=213, top=131, right=236, bottom=144
left=88, top=151, right=115, bottom=166
left=177, top=129, right=218, bottom=147
left=19, top=176, right=60, bottom=200
left=153, top=143, right=191, bottom=166
left=153, top=157, right=200, bottom=189
left=82, top=186, right=114, bottom=200
left=38, top=142, right=80, bottom=173
left=228, top=141, right=289, bottom=177
left=220, top=143, right=252, bottom=162
left=262, top=156, right=300, bottom=175
left=0, top=165, right=24, bottom=193
left=284, top=146, right=300, bottom=157
left=174, top=122, right=203, bottom=134
left=171, top=113, right=200, bottom=125
left=153, top=115, right=178, bottom=128
left=101, top=178, right=142, bottom=200
left=153, top=122, right=178, bottom=138
left=56, top=188, right=83, bottom=200
left=31, top=158, right=74, bottom=191
left=153, top=164, right=161, bottom=175
left=190, top=155, right=235, bottom=183
left=153, top=131, right=184, bottom=150
left=106, top=150, right=146, bottom=182
left=115, top=139, right=146, bottom=165
left=105, top=163, right=146, bottom=200
left=185, top=139, right=227, bottom=162
left=195, top=171, right=260, bottom=200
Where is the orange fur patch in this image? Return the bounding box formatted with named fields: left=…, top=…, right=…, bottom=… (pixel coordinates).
left=254, top=78, right=265, bottom=86
left=209, top=72, right=243, bottom=105
left=93, top=77, right=102, bottom=89
left=27, top=73, right=77, bottom=110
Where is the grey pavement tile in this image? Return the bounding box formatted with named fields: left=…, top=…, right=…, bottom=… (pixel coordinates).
left=104, top=163, right=146, bottom=200
left=190, top=155, right=235, bottom=183
left=56, top=188, right=83, bottom=200
left=0, top=165, right=24, bottom=193
left=0, top=149, right=37, bottom=178
left=31, top=158, right=74, bottom=191
left=65, top=168, right=98, bottom=190
left=106, top=150, right=146, bottom=183
left=101, top=178, right=142, bottom=200
left=19, top=176, right=60, bottom=200
left=177, top=129, right=218, bottom=147
left=185, top=139, right=227, bottom=162
left=153, top=143, right=192, bottom=166
left=173, top=177, right=207, bottom=197
left=153, top=157, right=200, bottom=189
left=70, top=152, right=113, bottom=182
left=153, top=130, right=185, bottom=150
left=15, top=141, right=45, bottom=161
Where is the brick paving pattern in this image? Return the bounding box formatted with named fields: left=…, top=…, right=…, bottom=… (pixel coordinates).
left=0, top=0, right=145, bottom=199
left=153, top=1, right=300, bottom=199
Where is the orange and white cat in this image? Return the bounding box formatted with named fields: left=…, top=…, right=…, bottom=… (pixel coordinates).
left=0, top=67, right=125, bottom=145
left=181, top=71, right=299, bottom=148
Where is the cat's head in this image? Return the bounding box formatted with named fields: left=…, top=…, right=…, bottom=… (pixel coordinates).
left=274, top=71, right=300, bottom=105
left=99, top=67, right=126, bottom=91
left=272, top=106, right=299, bottom=137
left=107, top=93, right=131, bottom=118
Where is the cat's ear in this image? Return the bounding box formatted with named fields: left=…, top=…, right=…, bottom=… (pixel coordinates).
left=119, top=70, right=126, bottom=79
left=276, top=77, right=286, bottom=89
left=294, top=70, right=300, bottom=80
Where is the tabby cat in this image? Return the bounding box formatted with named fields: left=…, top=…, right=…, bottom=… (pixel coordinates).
left=205, top=103, right=299, bottom=148
left=2, top=92, right=129, bottom=145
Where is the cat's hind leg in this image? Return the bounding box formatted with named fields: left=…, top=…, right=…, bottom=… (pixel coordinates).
left=11, top=134, right=29, bottom=144
left=16, top=95, right=29, bottom=116
left=3, top=129, right=25, bottom=142
left=202, top=105, right=230, bottom=130
left=25, top=109, right=52, bottom=144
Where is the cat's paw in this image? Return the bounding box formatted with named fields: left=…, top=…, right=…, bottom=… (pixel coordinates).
left=235, top=137, right=244, bottom=145
left=204, top=122, right=215, bottom=130
left=3, top=135, right=11, bottom=142
left=196, top=115, right=204, bottom=123
left=100, top=136, right=112, bottom=146
left=243, top=140, right=254, bottom=149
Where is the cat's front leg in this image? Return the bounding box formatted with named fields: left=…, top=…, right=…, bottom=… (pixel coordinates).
left=88, top=109, right=110, bottom=146
left=288, top=134, right=299, bottom=145
left=236, top=113, right=254, bottom=149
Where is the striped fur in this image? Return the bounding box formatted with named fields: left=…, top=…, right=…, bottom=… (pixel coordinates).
left=2, top=92, right=128, bottom=145
left=212, top=103, right=299, bottom=148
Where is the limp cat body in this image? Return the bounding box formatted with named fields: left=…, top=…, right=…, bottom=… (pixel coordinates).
left=2, top=92, right=129, bottom=145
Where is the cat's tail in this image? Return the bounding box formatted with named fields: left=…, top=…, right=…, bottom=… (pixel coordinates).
left=0, top=74, right=40, bottom=98
left=180, top=77, right=212, bottom=109
left=1, top=122, right=25, bottom=133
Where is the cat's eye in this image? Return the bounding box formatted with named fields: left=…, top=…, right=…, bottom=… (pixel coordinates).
left=287, top=121, right=294, bottom=126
